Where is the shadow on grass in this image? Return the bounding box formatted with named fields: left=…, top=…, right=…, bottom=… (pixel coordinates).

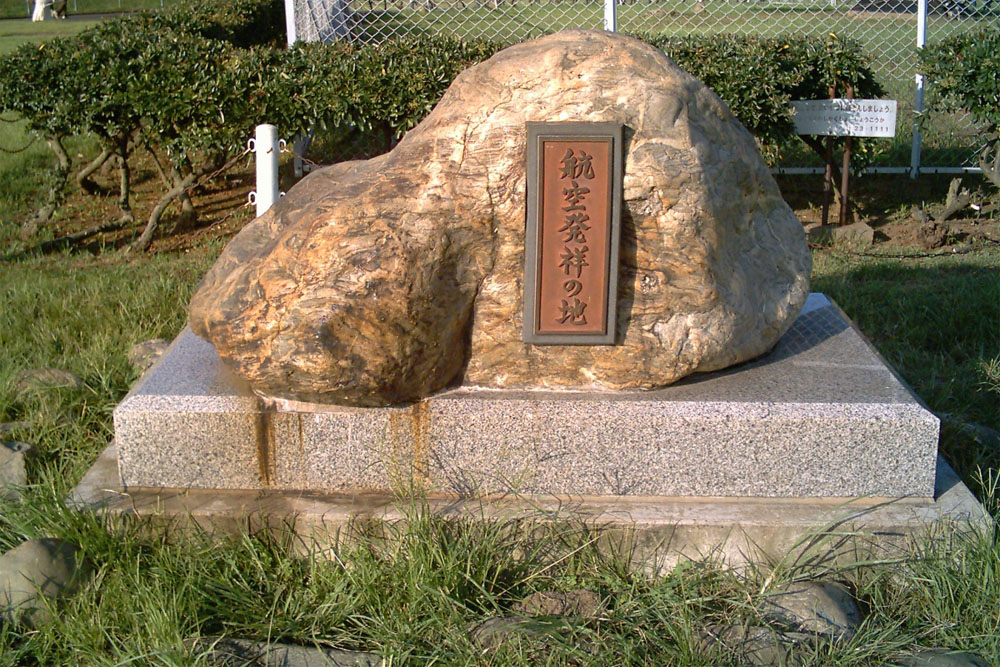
left=812, top=249, right=1000, bottom=480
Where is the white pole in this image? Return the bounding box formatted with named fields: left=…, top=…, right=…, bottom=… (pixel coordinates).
left=252, top=124, right=281, bottom=217
left=603, top=0, right=616, bottom=32
left=31, top=0, right=50, bottom=21
left=910, top=0, right=927, bottom=179
left=284, top=0, right=298, bottom=47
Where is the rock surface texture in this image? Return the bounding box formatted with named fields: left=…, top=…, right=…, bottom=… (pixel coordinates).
left=0, top=538, right=88, bottom=626
left=189, top=30, right=810, bottom=406
left=128, top=338, right=171, bottom=374
left=1, top=441, right=31, bottom=499
left=761, top=581, right=862, bottom=640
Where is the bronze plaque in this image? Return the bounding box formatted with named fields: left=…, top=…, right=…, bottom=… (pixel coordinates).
left=524, top=123, right=623, bottom=345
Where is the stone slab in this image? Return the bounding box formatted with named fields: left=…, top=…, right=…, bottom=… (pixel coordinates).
left=71, top=443, right=989, bottom=571
left=115, top=294, right=940, bottom=498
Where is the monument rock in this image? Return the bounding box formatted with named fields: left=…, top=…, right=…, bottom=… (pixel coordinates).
left=189, top=30, right=810, bottom=406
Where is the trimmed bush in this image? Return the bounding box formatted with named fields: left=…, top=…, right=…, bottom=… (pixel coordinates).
left=642, top=33, right=884, bottom=164
left=0, top=12, right=884, bottom=248
left=920, top=28, right=1000, bottom=186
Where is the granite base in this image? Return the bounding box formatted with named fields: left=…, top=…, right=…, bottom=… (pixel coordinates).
left=71, top=443, right=988, bottom=570
left=114, top=294, right=939, bottom=498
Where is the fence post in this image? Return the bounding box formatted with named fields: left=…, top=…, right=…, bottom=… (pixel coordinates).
left=910, top=0, right=927, bottom=179
left=251, top=124, right=281, bottom=218
left=604, top=0, right=616, bottom=32
left=284, top=0, right=298, bottom=47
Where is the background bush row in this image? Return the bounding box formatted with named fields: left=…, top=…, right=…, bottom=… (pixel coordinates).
left=0, top=0, right=886, bottom=247
left=919, top=28, right=1000, bottom=186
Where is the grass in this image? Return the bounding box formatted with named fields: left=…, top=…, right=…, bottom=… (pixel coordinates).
left=0, top=191, right=998, bottom=665
left=813, top=248, right=1000, bottom=480
left=0, top=0, right=180, bottom=20
left=0, top=16, right=99, bottom=52
left=0, top=12, right=998, bottom=665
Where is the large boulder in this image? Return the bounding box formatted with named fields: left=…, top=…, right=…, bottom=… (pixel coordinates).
left=190, top=30, right=810, bottom=407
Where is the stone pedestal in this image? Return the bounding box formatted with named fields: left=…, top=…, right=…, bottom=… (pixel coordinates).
left=70, top=292, right=987, bottom=568
left=113, top=294, right=939, bottom=499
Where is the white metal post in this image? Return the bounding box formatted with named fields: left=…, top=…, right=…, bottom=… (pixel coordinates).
left=603, top=0, right=617, bottom=32
left=284, top=0, right=298, bottom=47
left=31, top=0, right=50, bottom=21
left=910, top=0, right=927, bottom=179
left=251, top=124, right=281, bottom=218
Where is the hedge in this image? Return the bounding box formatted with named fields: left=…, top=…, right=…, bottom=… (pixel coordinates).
left=0, top=3, right=883, bottom=249
left=920, top=28, right=1000, bottom=187
left=644, top=33, right=884, bottom=165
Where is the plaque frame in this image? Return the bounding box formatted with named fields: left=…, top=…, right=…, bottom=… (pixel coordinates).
left=523, top=122, right=624, bottom=345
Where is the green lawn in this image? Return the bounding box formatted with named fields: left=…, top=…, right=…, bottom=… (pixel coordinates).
left=0, top=16, right=97, bottom=52
left=1, top=236, right=998, bottom=662
left=0, top=0, right=180, bottom=20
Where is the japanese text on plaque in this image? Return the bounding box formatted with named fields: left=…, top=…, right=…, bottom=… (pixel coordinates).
left=556, top=148, right=594, bottom=326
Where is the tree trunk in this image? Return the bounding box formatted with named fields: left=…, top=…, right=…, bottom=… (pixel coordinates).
left=20, top=136, right=70, bottom=240
left=116, top=143, right=134, bottom=225
left=170, top=164, right=197, bottom=227
left=980, top=141, right=1000, bottom=190
left=76, top=148, right=111, bottom=194
left=128, top=171, right=199, bottom=252
left=129, top=155, right=223, bottom=252
left=800, top=134, right=845, bottom=209
left=144, top=142, right=197, bottom=228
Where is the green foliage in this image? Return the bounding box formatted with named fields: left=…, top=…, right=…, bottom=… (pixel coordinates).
left=174, top=0, right=286, bottom=47
left=920, top=28, right=1000, bottom=135
left=642, top=33, right=884, bottom=163
left=0, top=37, right=82, bottom=140
left=337, top=37, right=503, bottom=139
left=0, top=19, right=884, bottom=243
left=134, top=0, right=286, bottom=48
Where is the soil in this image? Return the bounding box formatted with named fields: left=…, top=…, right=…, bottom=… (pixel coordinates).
left=776, top=173, right=1000, bottom=251
left=17, top=154, right=1000, bottom=257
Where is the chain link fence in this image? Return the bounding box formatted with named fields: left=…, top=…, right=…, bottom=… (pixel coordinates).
left=290, top=0, right=996, bottom=172
left=290, top=0, right=604, bottom=44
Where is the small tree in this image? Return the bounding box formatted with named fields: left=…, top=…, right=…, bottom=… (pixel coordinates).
left=920, top=28, right=1000, bottom=189
left=0, top=36, right=81, bottom=237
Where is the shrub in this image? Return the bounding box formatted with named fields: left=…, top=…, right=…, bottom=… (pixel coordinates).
left=131, top=0, right=287, bottom=48
left=338, top=37, right=503, bottom=139
left=920, top=28, right=1000, bottom=187
left=0, top=20, right=883, bottom=249
left=642, top=33, right=884, bottom=164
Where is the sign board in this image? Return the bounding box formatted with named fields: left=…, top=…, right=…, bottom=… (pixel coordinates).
left=791, top=99, right=897, bottom=137
left=524, top=122, right=623, bottom=345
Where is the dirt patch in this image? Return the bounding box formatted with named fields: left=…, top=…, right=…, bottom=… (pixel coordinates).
left=776, top=173, right=1000, bottom=250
